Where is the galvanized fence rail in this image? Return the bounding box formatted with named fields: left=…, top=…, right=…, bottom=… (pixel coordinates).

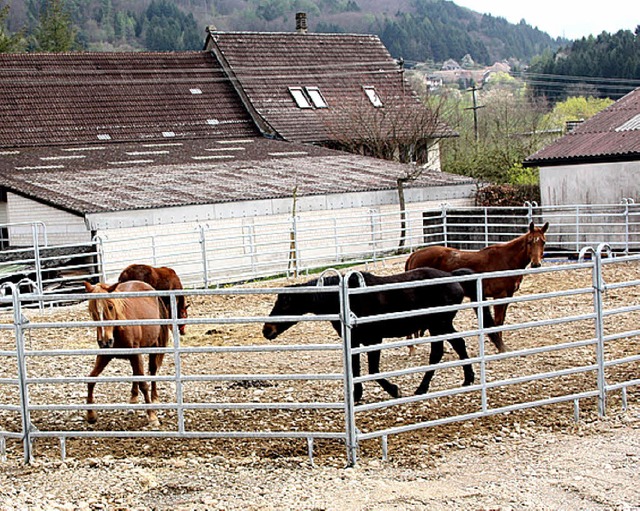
left=0, top=247, right=638, bottom=465
left=3, top=201, right=640, bottom=302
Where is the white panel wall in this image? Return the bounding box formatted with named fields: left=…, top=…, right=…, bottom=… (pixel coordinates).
left=5, top=193, right=90, bottom=245
left=540, top=161, right=640, bottom=206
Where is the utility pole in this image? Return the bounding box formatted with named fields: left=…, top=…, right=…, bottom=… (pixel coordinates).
left=465, top=84, right=484, bottom=143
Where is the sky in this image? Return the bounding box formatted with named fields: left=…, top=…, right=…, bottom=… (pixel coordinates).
left=453, top=0, right=639, bottom=40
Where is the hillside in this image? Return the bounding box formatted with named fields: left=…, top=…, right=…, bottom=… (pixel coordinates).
left=4, top=0, right=566, bottom=64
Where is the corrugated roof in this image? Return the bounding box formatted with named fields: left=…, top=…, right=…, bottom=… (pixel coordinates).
left=0, top=51, right=259, bottom=148
left=206, top=31, right=455, bottom=144
left=0, top=138, right=474, bottom=215
left=525, top=87, right=640, bottom=166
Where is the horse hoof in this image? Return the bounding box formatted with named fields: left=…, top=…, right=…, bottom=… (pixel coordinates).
left=86, top=413, right=97, bottom=424
left=147, top=419, right=161, bottom=429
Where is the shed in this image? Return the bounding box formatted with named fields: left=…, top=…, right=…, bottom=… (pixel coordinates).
left=524, top=87, right=640, bottom=206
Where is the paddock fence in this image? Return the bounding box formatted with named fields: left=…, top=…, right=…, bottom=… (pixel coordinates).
left=0, top=246, right=638, bottom=465
left=1, top=200, right=639, bottom=303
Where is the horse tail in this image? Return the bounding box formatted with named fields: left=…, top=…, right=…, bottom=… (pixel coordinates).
left=451, top=268, right=499, bottom=344
left=157, top=297, right=170, bottom=347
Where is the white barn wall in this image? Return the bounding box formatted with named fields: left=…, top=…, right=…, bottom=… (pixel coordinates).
left=5, top=193, right=89, bottom=246
left=96, top=194, right=475, bottom=285
left=540, top=161, right=640, bottom=250
left=540, top=161, right=639, bottom=206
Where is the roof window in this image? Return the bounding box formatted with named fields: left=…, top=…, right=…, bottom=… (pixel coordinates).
left=289, top=87, right=312, bottom=108
left=305, top=87, right=328, bottom=108
left=363, top=86, right=383, bottom=107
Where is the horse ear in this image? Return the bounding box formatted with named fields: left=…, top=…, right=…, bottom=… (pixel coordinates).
left=528, top=221, right=535, bottom=232
left=83, top=281, right=94, bottom=293
left=542, top=222, right=549, bottom=233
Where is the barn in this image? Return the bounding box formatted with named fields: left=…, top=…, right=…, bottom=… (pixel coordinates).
left=0, top=32, right=475, bottom=284
left=524, top=87, right=640, bottom=206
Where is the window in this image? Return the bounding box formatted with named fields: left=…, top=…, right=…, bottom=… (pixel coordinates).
left=363, top=86, right=383, bottom=107
left=289, top=87, right=312, bottom=108
left=305, top=87, right=328, bottom=108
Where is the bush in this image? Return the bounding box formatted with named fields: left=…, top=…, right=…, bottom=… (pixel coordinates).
left=475, top=184, right=540, bottom=207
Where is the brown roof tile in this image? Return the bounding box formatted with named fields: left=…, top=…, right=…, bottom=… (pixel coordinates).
left=525, top=87, right=640, bottom=166
left=206, top=32, right=455, bottom=143
left=0, top=51, right=259, bottom=148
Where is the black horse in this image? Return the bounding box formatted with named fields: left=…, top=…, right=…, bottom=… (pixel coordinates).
left=262, top=267, right=499, bottom=402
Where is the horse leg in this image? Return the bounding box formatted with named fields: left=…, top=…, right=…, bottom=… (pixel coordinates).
left=129, top=354, right=158, bottom=426
left=448, top=336, right=475, bottom=387
left=352, top=353, right=363, bottom=403
left=415, top=340, right=444, bottom=395
left=367, top=349, right=400, bottom=399
left=148, top=353, right=165, bottom=404
left=491, top=302, right=508, bottom=353
left=86, top=354, right=111, bottom=424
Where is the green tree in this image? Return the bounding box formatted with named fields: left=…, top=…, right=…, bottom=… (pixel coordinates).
left=544, top=96, right=614, bottom=128
left=0, top=3, right=26, bottom=52
left=30, top=0, right=79, bottom=52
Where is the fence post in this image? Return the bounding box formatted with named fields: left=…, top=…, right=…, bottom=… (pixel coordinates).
left=440, top=203, right=449, bottom=247
left=10, top=285, right=33, bottom=463
left=91, top=235, right=107, bottom=282
left=197, top=225, right=210, bottom=288
left=621, top=198, right=632, bottom=255
left=368, top=209, right=378, bottom=262
left=593, top=243, right=610, bottom=417
left=31, top=224, right=44, bottom=310
left=339, top=275, right=358, bottom=467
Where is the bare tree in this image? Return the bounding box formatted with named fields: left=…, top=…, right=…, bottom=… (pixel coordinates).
left=324, top=92, right=456, bottom=248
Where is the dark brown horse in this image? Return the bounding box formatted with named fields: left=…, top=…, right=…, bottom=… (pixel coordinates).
left=405, top=221, right=549, bottom=353
left=118, top=264, right=188, bottom=335
left=263, top=268, right=500, bottom=401
left=84, top=280, right=170, bottom=426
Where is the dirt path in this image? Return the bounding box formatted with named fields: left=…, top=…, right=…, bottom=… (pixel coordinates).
left=1, top=406, right=639, bottom=510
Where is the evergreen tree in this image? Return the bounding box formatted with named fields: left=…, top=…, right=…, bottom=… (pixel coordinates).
left=0, top=4, right=26, bottom=52
left=30, top=0, right=79, bottom=52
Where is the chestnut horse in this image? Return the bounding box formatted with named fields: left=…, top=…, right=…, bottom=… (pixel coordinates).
left=405, top=221, right=549, bottom=353
left=84, top=280, right=170, bottom=426
left=118, top=264, right=188, bottom=335
left=263, top=268, right=500, bottom=401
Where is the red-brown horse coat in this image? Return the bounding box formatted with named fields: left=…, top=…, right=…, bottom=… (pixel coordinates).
left=405, top=221, right=549, bottom=352
left=84, top=280, right=170, bottom=425
left=118, top=264, right=188, bottom=335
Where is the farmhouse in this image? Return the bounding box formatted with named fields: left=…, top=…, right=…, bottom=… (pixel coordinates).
left=203, top=14, right=456, bottom=168
left=0, top=25, right=481, bottom=287
left=524, top=87, right=640, bottom=205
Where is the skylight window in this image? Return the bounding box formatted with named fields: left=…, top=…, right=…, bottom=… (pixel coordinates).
left=363, top=86, right=383, bottom=107
left=305, top=87, right=328, bottom=108
left=289, top=87, right=312, bottom=108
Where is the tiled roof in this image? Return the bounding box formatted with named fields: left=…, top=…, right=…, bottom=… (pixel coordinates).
left=0, top=138, right=474, bottom=215
left=206, top=32, right=455, bottom=143
left=524, top=87, right=640, bottom=166
left=0, top=51, right=259, bottom=148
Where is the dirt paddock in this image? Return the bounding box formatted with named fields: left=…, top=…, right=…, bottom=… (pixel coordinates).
left=1, top=257, right=639, bottom=510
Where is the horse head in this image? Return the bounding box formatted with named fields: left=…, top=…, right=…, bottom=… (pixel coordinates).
left=178, top=302, right=189, bottom=335
left=262, top=291, right=298, bottom=340
left=84, top=281, right=122, bottom=349
left=526, top=221, right=549, bottom=268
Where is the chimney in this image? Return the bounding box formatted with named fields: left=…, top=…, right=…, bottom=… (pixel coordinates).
left=296, top=12, right=307, bottom=34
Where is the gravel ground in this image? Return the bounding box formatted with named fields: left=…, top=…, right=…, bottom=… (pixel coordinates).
left=1, top=407, right=639, bottom=510
left=1, top=257, right=639, bottom=510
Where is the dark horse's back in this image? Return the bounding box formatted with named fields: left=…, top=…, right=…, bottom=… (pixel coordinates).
left=342, top=268, right=466, bottom=343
